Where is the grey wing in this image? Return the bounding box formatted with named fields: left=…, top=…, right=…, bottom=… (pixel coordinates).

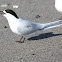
left=18, top=21, right=42, bottom=35
left=25, top=22, right=37, bottom=28
left=17, top=19, right=44, bottom=35
left=20, top=19, right=38, bottom=29
left=25, top=22, right=44, bottom=31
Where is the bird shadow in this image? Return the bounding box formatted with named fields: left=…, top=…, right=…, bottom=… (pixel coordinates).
left=28, top=32, right=62, bottom=40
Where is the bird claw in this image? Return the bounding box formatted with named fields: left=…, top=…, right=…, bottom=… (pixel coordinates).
left=16, top=41, right=24, bottom=43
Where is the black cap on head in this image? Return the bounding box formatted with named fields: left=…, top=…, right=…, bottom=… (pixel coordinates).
left=5, top=9, right=19, bottom=18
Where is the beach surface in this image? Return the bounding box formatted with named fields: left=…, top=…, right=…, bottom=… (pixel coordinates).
left=0, top=0, right=62, bottom=62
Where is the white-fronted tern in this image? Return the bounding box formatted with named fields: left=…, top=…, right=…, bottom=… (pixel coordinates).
left=0, top=9, right=62, bottom=43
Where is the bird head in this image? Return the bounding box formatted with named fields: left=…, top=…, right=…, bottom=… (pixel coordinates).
left=0, top=9, right=19, bottom=19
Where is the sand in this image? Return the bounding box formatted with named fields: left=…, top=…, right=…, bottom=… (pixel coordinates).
left=0, top=0, right=62, bottom=62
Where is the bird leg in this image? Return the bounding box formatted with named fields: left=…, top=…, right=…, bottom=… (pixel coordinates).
left=20, top=36, right=23, bottom=40
left=16, top=36, right=25, bottom=43
left=20, top=36, right=25, bottom=43
left=22, top=37, right=25, bottom=43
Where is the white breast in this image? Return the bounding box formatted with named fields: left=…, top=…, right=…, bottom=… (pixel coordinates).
left=3, top=13, right=20, bottom=34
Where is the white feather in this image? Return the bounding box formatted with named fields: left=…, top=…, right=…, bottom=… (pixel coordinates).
left=3, top=10, right=62, bottom=35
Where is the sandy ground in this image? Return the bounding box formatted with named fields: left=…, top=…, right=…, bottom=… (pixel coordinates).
left=0, top=0, right=62, bottom=62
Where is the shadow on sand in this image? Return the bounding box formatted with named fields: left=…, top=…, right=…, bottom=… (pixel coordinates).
left=28, top=32, right=62, bottom=40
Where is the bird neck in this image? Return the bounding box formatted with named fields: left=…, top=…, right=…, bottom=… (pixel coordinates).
left=3, top=13, right=19, bottom=33
left=3, top=13, right=18, bottom=28
left=3, top=13, right=17, bottom=22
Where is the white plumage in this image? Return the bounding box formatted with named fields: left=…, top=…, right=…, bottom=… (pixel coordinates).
left=0, top=9, right=62, bottom=43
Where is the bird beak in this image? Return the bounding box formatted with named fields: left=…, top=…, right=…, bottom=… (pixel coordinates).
left=0, top=11, right=5, bottom=14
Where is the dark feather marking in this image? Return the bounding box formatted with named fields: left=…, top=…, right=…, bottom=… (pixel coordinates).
left=5, top=9, right=19, bottom=18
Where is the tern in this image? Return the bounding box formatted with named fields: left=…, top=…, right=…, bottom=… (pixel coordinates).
left=0, top=9, right=62, bottom=43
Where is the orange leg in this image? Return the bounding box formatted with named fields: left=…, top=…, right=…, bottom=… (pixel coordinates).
left=16, top=36, right=25, bottom=43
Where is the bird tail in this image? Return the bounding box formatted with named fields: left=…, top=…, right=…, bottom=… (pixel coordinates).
left=44, top=24, right=62, bottom=30
left=42, top=20, right=62, bottom=30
